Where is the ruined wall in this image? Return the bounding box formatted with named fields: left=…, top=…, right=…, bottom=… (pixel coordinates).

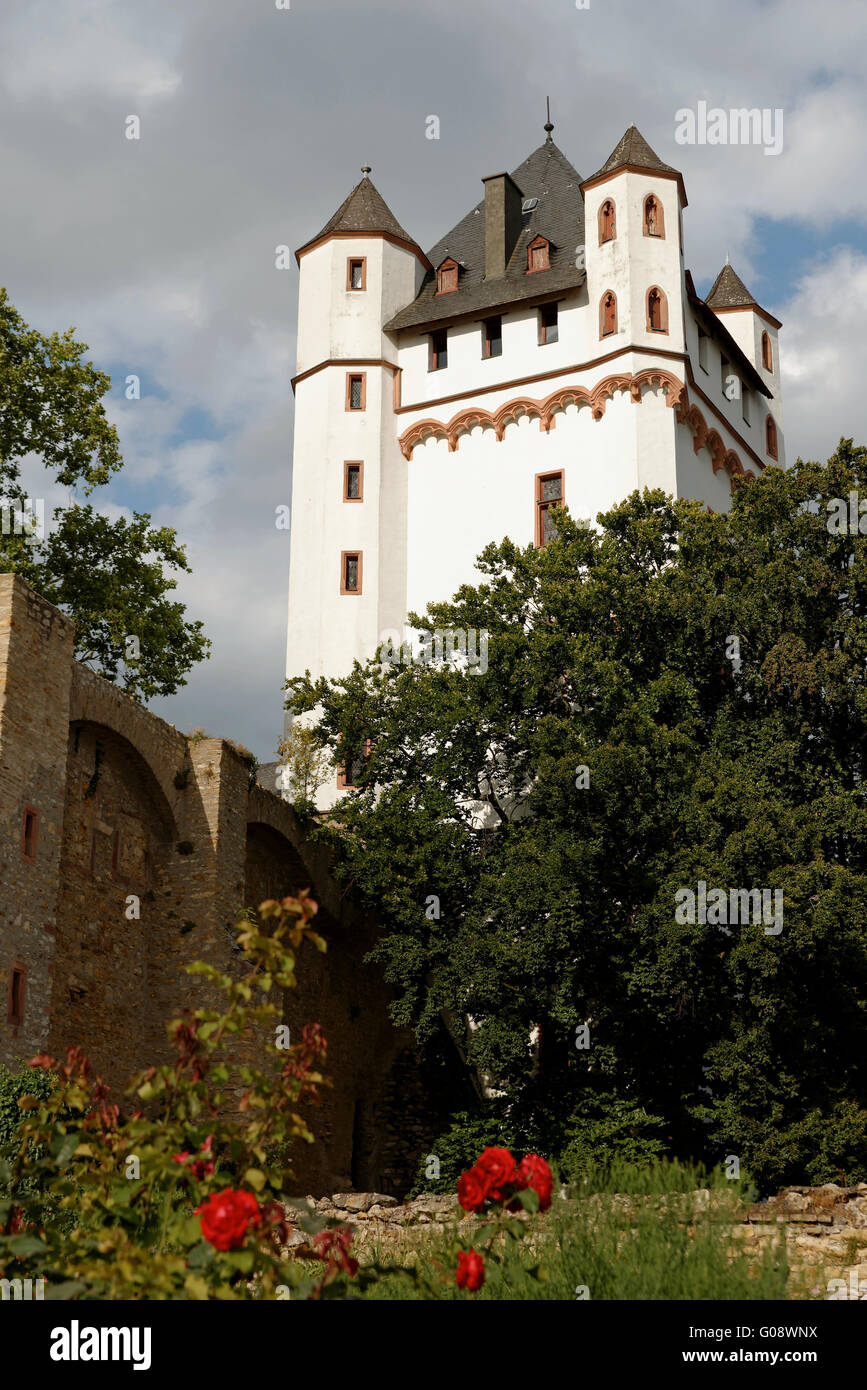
left=0, top=574, right=451, bottom=1197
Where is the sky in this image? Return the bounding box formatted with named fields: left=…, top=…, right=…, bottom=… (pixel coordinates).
left=2, top=0, right=866, bottom=760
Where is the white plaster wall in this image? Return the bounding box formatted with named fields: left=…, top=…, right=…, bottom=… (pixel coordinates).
left=295, top=237, right=421, bottom=377
left=583, top=169, right=685, bottom=358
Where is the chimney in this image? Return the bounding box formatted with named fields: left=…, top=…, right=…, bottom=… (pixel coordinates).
left=481, top=172, right=523, bottom=280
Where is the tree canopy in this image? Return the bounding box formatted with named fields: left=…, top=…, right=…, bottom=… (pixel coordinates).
left=287, top=441, right=867, bottom=1190
left=0, top=287, right=209, bottom=698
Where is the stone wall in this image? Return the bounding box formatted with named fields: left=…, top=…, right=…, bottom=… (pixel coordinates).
left=291, top=1184, right=867, bottom=1299
left=0, top=573, right=453, bottom=1196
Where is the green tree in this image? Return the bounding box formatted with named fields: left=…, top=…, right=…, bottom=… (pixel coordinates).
left=0, top=286, right=209, bottom=697
left=286, top=441, right=867, bottom=1191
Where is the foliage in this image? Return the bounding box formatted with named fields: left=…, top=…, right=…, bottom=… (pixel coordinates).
left=0, top=286, right=209, bottom=698
left=277, top=723, right=333, bottom=808
left=0, top=893, right=381, bottom=1300
left=286, top=442, right=867, bottom=1191
left=360, top=1159, right=786, bottom=1301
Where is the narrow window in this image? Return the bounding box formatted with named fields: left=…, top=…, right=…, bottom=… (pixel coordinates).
left=341, top=551, right=362, bottom=595
left=766, top=415, right=778, bottom=460
left=8, top=965, right=26, bottom=1026
left=21, top=806, right=39, bottom=862
left=646, top=286, right=668, bottom=333
left=644, top=195, right=664, bottom=237
left=436, top=259, right=458, bottom=295
left=761, top=331, right=773, bottom=372
left=698, top=327, right=709, bottom=372
left=430, top=328, right=448, bottom=371
left=344, top=461, right=363, bottom=501
left=600, top=291, right=617, bottom=338
left=527, top=236, right=550, bottom=273
left=598, top=200, right=616, bottom=244
left=346, top=373, right=366, bottom=411
left=337, top=739, right=372, bottom=790
left=742, top=387, right=751, bottom=425
left=536, top=471, right=564, bottom=547
left=483, top=316, right=502, bottom=359
left=539, top=303, right=558, bottom=345
left=347, top=257, right=366, bottom=291
left=720, top=355, right=730, bottom=395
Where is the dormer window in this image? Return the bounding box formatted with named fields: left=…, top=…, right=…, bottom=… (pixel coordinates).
left=598, top=200, right=616, bottom=244
left=527, top=236, right=550, bottom=273
left=436, top=258, right=458, bottom=295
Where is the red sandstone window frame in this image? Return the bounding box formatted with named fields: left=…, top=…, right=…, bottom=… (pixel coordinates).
left=761, top=330, right=773, bottom=372
left=599, top=290, right=618, bottom=339
left=482, top=315, right=502, bottom=360
left=345, top=373, right=366, bottom=412
left=337, top=738, right=372, bottom=790
left=598, top=199, right=616, bottom=244
left=346, top=257, right=367, bottom=291
left=343, top=460, right=364, bottom=502
left=435, top=258, right=458, bottom=295
left=538, top=302, right=559, bottom=346
left=646, top=286, right=669, bottom=334
left=527, top=236, right=550, bottom=273
left=21, top=805, right=39, bottom=863
left=643, top=194, right=665, bottom=238
left=340, top=550, right=362, bottom=595
left=766, top=415, right=778, bottom=460
left=535, top=470, right=565, bottom=548
left=7, top=963, right=26, bottom=1028
left=429, top=328, right=448, bottom=371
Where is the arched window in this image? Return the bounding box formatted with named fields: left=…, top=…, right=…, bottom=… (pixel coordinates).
left=600, top=290, right=617, bottom=338
left=643, top=194, right=665, bottom=238
left=646, top=286, right=668, bottom=333
left=598, top=200, right=616, bottom=244
left=766, top=415, right=778, bottom=459
left=761, top=331, right=773, bottom=372
left=527, top=236, right=550, bottom=273
left=436, top=258, right=458, bottom=295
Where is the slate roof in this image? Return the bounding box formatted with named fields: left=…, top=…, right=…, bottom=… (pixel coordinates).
left=297, top=175, right=417, bottom=258
left=705, top=262, right=758, bottom=309
left=685, top=270, right=772, bottom=398
left=586, top=124, right=679, bottom=181
left=384, top=140, right=586, bottom=334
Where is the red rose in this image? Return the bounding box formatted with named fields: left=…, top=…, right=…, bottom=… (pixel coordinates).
left=196, top=1188, right=260, bottom=1251
left=515, top=1153, right=553, bottom=1211
left=456, top=1248, right=485, bottom=1292
left=457, top=1166, right=487, bottom=1212
left=475, top=1146, right=518, bottom=1201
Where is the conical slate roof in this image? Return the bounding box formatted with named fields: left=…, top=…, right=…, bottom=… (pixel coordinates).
left=587, top=124, right=679, bottom=181
left=296, top=174, right=420, bottom=260
left=705, top=261, right=758, bottom=310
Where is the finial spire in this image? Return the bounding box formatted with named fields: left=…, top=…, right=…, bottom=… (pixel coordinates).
left=544, top=96, right=554, bottom=142
left=361, top=165, right=371, bottom=178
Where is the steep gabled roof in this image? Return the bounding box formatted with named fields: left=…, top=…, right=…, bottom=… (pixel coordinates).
left=685, top=270, right=772, bottom=398
left=295, top=174, right=426, bottom=264
left=384, top=140, right=585, bottom=333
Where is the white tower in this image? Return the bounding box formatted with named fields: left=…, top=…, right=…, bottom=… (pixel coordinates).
left=285, top=170, right=427, bottom=800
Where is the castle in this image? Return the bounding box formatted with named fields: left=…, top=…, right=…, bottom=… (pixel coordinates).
left=285, top=123, right=784, bottom=803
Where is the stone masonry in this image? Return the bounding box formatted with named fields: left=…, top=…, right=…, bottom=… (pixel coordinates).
left=0, top=573, right=462, bottom=1196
